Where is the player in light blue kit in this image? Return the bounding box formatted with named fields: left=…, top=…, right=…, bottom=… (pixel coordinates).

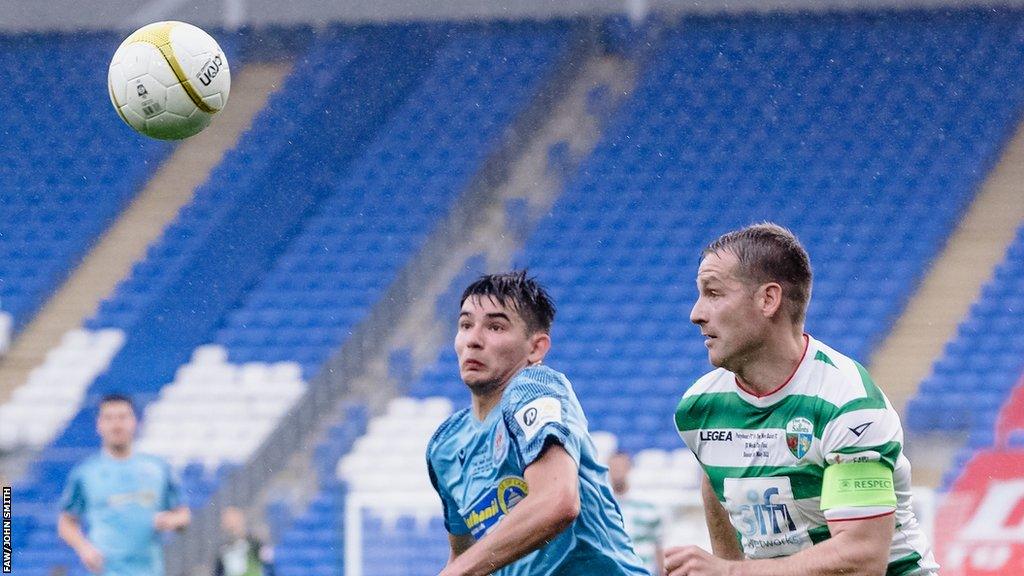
left=427, top=271, right=649, bottom=576
left=58, top=394, right=191, bottom=575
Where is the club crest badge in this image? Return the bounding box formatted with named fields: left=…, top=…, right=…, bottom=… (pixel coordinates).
left=493, top=426, right=508, bottom=466
left=785, top=417, right=814, bottom=460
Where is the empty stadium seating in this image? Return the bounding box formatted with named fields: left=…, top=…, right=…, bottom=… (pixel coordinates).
left=906, top=223, right=1024, bottom=487
left=4, top=8, right=1024, bottom=576
left=0, top=32, right=172, bottom=334
left=348, top=9, right=1024, bottom=573
left=4, top=20, right=573, bottom=576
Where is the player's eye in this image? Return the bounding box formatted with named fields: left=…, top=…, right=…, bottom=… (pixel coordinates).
left=488, top=323, right=506, bottom=332
left=458, top=321, right=473, bottom=330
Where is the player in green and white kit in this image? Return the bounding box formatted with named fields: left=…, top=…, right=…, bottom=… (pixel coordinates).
left=666, top=224, right=938, bottom=576
left=609, top=452, right=666, bottom=575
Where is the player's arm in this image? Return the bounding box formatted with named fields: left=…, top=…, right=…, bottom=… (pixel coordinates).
left=154, top=506, right=191, bottom=531
left=700, top=473, right=743, bottom=560
left=438, top=442, right=579, bottom=576
left=155, top=460, right=191, bottom=531
left=57, top=512, right=104, bottom=574
left=665, top=512, right=893, bottom=576
left=654, top=541, right=666, bottom=576
left=446, top=533, right=475, bottom=563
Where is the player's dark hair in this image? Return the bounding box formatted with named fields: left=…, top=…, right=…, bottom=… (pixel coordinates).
left=99, top=393, right=137, bottom=415
left=460, top=270, right=556, bottom=334
left=703, top=222, right=813, bottom=325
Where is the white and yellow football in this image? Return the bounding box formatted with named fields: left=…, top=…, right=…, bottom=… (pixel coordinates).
left=108, top=21, right=231, bottom=140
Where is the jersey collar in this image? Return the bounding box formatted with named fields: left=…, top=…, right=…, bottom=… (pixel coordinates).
left=733, top=334, right=811, bottom=407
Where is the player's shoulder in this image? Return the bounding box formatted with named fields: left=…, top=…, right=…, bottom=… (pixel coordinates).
left=682, top=367, right=734, bottom=399
left=806, top=336, right=890, bottom=411
left=132, top=452, right=176, bottom=476
left=426, top=407, right=472, bottom=459
left=70, top=452, right=105, bottom=477
left=674, top=368, right=732, bottom=431
left=502, top=364, right=570, bottom=406
left=133, top=451, right=171, bottom=464
left=675, top=364, right=733, bottom=405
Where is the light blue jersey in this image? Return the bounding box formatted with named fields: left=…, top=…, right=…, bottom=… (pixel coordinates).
left=427, top=365, right=649, bottom=576
left=60, top=452, right=182, bottom=576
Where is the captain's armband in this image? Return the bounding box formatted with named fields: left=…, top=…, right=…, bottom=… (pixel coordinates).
left=820, top=461, right=897, bottom=511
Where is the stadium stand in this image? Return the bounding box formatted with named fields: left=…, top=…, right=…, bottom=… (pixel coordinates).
left=906, top=223, right=1024, bottom=486
left=4, top=8, right=1024, bottom=576
left=0, top=33, right=171, bottom=334
left=340, top=9, right=1024, bottom=574
left=4, top=21, right=572, bottom=576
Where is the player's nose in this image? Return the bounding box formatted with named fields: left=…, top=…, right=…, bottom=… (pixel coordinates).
left=464, top=324, right=484, bottom=348
left=690, top=298, right=707, bottom=326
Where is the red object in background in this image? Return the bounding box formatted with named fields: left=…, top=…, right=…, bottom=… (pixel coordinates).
left=995, top=374, right=1024, bottom=446
left=937, top=450, right=1024, bottom=575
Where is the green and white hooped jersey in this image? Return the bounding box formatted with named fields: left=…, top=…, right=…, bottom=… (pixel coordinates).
left=619, top=497, right=664, bottom=576
left=674, top=336, right=938, bottom=575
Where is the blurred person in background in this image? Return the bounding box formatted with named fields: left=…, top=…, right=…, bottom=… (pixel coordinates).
left=609, top=452, right=666, bottom=576
left=213, top=506, right=274, bottom=576
left=58, top=393, right=190, bottom=576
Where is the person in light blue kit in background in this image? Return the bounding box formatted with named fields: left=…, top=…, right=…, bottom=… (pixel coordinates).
left=58, top=394, right=191, bottom=575
left=427, top=271, right=649, bottom=576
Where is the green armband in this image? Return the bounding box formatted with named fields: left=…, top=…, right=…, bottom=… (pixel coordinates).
left=820, top=461, right=897, bottom=510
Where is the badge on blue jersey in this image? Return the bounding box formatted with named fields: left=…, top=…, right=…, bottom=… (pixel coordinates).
left=461, top=476, right=529, bottom=539
left=493, top=426, right=508, bottom=467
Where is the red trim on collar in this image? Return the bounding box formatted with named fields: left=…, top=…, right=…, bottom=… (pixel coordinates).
left=735, top=334, right=810, bottom=398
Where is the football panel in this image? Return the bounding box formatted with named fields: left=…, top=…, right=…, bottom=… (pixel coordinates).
left=201, top=92, right=226, bottom=111
left=123, top=73, right=170, bottom=123
left=144, top=46, right=181, bottom=88
left=118, top=103, right=148, bottom=133
left=169, top=21, right=219, bottom=58
left=168, top=23, right=230, bottom=111
left=107, top=59, right=128, bottom=107
left=164, top=83, right=198, bottom=117
left=146, top=108, right=212, bottom=140
left=116, top=42, right=164, bottom=83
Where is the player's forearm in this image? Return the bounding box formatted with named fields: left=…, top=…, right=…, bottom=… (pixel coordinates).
left=156, top=507, right=191, bottom=531
left=57, top=514, right=91, bottom=552
left=701, top=476, right=743, bottom=560
left=442, top=494, right=578, bottom=576
left=730, top=530, right=889, bottom=576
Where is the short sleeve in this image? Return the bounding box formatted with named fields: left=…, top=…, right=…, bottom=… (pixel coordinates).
left=819, top=398, right=903, bottom=520
left=162, top=460, right=183, bottom=510
left=501, top=377, right=581, bottom=469
left=427, top=458, right=471, bottom=536
left=820, top=403, right=903, bottom=471
left=60, top=466, right=85, bottom=516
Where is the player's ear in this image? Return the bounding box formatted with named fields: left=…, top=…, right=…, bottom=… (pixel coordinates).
left=761, top=282, right=784, bottom=319
left=528, top=331, right=551, bottom=364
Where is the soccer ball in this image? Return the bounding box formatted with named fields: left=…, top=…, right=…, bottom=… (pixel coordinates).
left=108, top=21, right=231, bottom=140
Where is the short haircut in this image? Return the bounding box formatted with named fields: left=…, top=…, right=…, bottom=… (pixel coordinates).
left=703, top=222, right=813, bottom=324
left=99, top=393, right=137, bottom=415
left=460, top=270, right=556, bottom=334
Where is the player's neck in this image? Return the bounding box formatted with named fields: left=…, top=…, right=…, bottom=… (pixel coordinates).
left=103, top=444, right=133, bottom=459
left=471, top=388, right=504, bottom=421
left=734, top=331, right=807, bottom=397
